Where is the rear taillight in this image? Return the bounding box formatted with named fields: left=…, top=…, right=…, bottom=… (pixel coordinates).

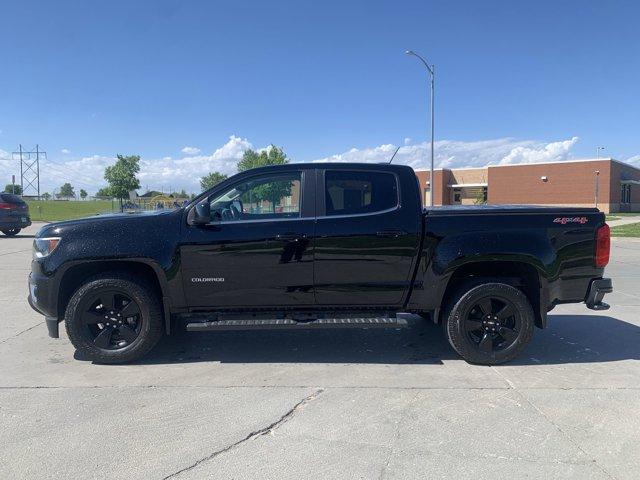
left=595, top=224, right=610, bottom=268
left=0, top=202, right=12, bottom=210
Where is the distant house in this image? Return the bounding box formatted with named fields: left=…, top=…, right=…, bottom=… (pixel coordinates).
left=139, top=190, right=163, bottom=198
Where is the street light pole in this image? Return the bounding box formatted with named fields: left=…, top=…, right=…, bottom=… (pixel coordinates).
left=406, top=50, right=435, bottom=206
left=596, top=146, right=605, bottom=159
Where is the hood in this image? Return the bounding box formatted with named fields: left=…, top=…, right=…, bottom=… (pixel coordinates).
left=36, top=209, right=181, bottom=238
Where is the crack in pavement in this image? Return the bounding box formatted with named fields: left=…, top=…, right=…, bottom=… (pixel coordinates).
left=0, top=321, right=43, bottom=345
left=1, top=384, right=640, bottom=391
left=378, top=392, right=419, bottom=480
left=0, top=248, right=32, bottom=257
left=161, top=388, right=324, bottom=479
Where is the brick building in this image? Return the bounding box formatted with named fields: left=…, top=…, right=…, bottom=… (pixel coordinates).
left=414, top=158, right=640, bottom=213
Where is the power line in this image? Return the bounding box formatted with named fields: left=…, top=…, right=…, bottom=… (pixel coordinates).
left=39, top=162, right=104, bottom=187
left=38, top=165, right=99, bottom=190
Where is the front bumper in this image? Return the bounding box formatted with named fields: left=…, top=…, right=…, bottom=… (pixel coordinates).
left=1, top=216, right=31, bottom=229
left=28, top=270, right=61, bottom=338
left=585, top=278, right=613, bottom=311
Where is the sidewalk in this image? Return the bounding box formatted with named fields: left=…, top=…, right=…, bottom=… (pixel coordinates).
left=607, top=215, right=640, bottom=227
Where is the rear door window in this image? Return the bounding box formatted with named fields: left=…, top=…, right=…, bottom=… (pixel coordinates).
left=324, top=170, right=398, bottom=216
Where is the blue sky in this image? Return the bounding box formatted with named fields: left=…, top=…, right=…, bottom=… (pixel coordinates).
left=1, top=0, right=638, bottom=193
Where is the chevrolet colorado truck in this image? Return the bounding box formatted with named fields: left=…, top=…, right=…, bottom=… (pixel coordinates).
left=28, top=163, right=612, bottom=365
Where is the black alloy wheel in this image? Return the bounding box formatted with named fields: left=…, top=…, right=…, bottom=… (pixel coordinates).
left=464, top=296, right=520, bottom=354
left=81, top=290, right=143, bottom=350
left=443, top=282, right=534, bottom=365
left=65, top=274, right=164, bottom=363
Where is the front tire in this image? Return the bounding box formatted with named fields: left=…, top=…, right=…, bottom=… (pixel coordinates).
left=2, top=228, right=21, bottom=236
left=65, top=274, right=164, bottom=364
left=443, top=282, right=534, bottom=365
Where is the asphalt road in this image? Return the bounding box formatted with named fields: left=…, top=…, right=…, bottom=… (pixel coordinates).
left=1, top=223, right=639, bottom=479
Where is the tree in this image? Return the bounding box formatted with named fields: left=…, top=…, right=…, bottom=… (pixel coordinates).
left=3, top=184, right=22, bottom=195
left=237, top=146, right=291, bottom=212
left=95, top=187, right=112, bottom=198
left=80, top=189, right=88, bottom=200
left=200, top=172, right=228, bottom=191
left=59, top=183, right=75, bottom=198
left=104, top=154, right=141, bottom=209
left=41, top=192, right=51, bottom=200
left=474, top=188, right=487, bottom=205
left=237, top=145, right=289, bottom=172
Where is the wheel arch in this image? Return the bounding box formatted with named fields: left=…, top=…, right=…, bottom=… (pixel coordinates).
left=439, top=260, right=547, bottom=329
left=57, top=259, right=171, bottom=333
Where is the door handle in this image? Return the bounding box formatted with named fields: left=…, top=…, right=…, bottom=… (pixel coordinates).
left=276, top=233, right=306, bottom=242
left=376, top=229, right=407, bottom=238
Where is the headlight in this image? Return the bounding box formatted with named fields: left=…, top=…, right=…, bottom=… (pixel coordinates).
left=33, top=237, right=61, bottom=258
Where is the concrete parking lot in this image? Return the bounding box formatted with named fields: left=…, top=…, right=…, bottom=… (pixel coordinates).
left=1, top=223, right=639, bottom=479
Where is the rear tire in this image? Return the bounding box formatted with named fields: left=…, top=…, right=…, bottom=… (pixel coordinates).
left=65, top=273, right=164, bottom=364
left=2, top=228, right=21, bottom=236
left=443, top=282, right=534, bottom=365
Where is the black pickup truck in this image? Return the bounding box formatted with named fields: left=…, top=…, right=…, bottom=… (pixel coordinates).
left=28, top=163, right=612, bottom=365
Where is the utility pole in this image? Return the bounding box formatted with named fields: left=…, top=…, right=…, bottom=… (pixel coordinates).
left=12, top=144, right=45, bottom=199
left=406, top=50, right=435, bottom=206
left=596, top=146, right=605, bottom=159
left=19, top=145, right=23, bottom=194
left=35, top=144, right=41, bottom=197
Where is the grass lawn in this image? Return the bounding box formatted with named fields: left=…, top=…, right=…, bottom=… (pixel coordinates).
left=610, top=222, right=640, bottom=237
left=27, top=200, right=117, bottom=221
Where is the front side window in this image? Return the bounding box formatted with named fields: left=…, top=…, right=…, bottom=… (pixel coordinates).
left=209, top=172, right=301, bottom=222
left=325, top=170, right=397, bottom=216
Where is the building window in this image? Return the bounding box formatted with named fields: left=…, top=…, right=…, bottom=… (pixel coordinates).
left=453, top=188, right=461, bottom=203
left=621, top=184, right=631, bottom=204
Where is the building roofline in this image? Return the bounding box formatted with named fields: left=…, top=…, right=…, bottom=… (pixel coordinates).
left=415, top=158, right=640, bottom=173
left=487, top=157, right=640, bottom=173
left=485, top=158, right=613, bottom=168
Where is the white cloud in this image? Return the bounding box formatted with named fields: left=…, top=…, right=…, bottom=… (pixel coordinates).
left=312, top=136, right=580, bottom=170
left=138, top=135, right=253, bottom=191
left=0, top=149, right=12, bottom=178
left=61, top=148, right=71, bottom=154
left=181, top=146, right=201, bottom=155
left=404, top=137, right=412, bottom=145
left=9, top=134, right=636, bottom=196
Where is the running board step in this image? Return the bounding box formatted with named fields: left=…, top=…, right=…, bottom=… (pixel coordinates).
left=185, top=317, right=408, bottom=331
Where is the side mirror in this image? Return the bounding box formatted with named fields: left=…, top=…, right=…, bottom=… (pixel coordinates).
left=191, top=202, right=211, bottom=225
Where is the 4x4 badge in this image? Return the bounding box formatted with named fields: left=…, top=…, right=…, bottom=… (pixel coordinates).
left=553, top=217, right=588, bottom=225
